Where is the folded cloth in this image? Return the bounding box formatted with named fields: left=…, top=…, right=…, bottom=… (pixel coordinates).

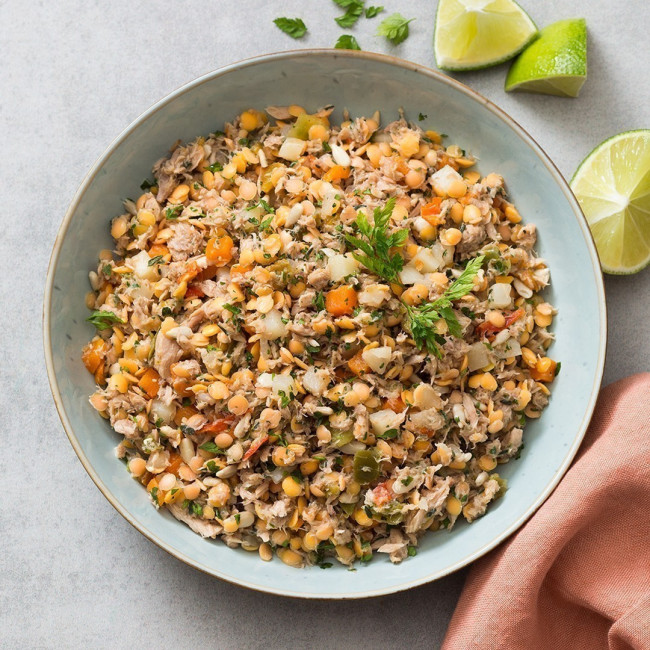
left=442, top=373, right=650, bottom=650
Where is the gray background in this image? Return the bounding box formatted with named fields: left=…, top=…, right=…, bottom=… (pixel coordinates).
left=1, top=0, right=648, bottom=648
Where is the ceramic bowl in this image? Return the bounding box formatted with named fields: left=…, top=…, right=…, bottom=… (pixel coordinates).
left=44, top=50, right=606, bottom=598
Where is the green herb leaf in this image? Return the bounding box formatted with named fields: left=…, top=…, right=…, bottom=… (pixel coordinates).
left=334, top=34, right=361, bottom=50
left=335, top=1, right=363, bottom=28
left=365, top=5, right=383, bottom=18
left=344, top=197, right=408, bottom=283
left=164, top=205, right=183, bottom=220
left=378, top=428, right=399, bottom=440
left=314, top=291, right=326, bottom=312
left=418, top=112, right=427, bottom=121
left=405, top=255, right=484, bottom=356
left=147, top=255, right=164, bottom=267
left=206, top=161, right=223, bottom=173
left=377, top=13, right=414, bottom=45
left=274, top=17, right=307, bottom=39
left=199, top=441, right=222, bottom=454
left=86, top=310, right=124, bottom=330
left=140, top=178, right=155, bottom=191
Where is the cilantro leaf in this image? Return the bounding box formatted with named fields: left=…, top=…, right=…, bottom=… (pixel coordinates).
left=334, top=34, right=361, bottom=50
left=273, top=17, right=307, bottom=39
left=86, top=310, right=124, bottom=330
left=377, top=13, right=414, bottom=45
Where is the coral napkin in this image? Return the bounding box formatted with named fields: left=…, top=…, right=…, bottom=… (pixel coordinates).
left=442, top=373, right=650, bottom=650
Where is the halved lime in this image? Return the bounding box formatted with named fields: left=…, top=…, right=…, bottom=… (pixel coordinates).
left=505, top=18, right=587, bottom=97
left=434, top=0, right=537, bottom=71
left=571, top=130, right=650, bottom=274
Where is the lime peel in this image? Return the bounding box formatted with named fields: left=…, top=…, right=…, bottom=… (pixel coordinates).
left=434, top=0, right=537, bottom=72
left=505, top=18, right=587, bottom=97
left=571, top=130, right=650, bottom=275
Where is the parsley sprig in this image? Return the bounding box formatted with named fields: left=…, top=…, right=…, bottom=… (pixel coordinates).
left=404, top=256, right=485, bottom=357
left=345, top=198, right=484, bottom=357
left=344, top=197, right=408, bottom=283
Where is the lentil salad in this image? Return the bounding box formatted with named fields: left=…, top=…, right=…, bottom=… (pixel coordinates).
left=82, top=105, right=558, bottom=568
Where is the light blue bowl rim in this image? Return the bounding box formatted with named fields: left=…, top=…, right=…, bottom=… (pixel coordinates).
left=43, top=49, right=607, bottom=599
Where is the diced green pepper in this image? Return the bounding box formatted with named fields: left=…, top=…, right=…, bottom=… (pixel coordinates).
left=331, top=430, right=354, bottom=449
left=288, top=113, right=329, bottom=140
left=353, top=448, right=380, bottom=484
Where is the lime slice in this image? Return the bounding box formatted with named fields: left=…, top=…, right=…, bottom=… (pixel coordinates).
left=571, top=130, right=650, bottom=274
left=505, top=18, right=587, bottom=97
left=434, top=0, right=537, bottom=71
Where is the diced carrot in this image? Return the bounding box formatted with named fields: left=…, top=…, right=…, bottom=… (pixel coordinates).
left=82, top=338, right=108, bottom=374
left=167, top=452, right=183, bottom=476
left=325, top=285, right=358, bottom=316
left=172, top=379, right=193, bottom=399
left=138, top=367, right=161, bottom=398
left=347, top=350, right=370, bottom=376
left=323, top=165, right=350, bottom=183
left=206, top=235, right=234, bottom=266
left=383, top=396, right=406, bottom=413
left=421, top=198, right=443, bottom=218
left=148, top=244, right=169, bottom=258
left=242, top=434, right=269, bottom=461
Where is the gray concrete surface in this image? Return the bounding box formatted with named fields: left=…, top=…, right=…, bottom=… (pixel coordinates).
left=1, top=1, right=648, bottom=647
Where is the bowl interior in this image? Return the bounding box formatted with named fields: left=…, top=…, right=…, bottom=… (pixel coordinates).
left=46, top=51, right=605, bottom=598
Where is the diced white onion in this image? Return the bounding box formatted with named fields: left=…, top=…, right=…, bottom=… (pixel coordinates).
left=430, top=165, right=463, bottom=194
left=278, top=137, right=306, bottom=161
left=413, top=244, right=445, bottom=273
left=488, top=283, right=512, bottom=308
left=358, top=284, right=391, bottom=307
left=399, top=263, right=428, bottom=285
left=494, top=337, right=522, bottom=359
left=362, top=346, right=392, bottom=374
left=302, top=367, right=330, bottom=396
left=369, top=409, right=403, bottom=436
left=327, top=253, right=359, bottom=282
left=130, top=250, right=159, bottom=282
left=330, top=143, right=351, bottom=167
left=513, top=278, right=533, bottom=299
left=467, top=342, right=491, bottom=372
left=262, top=309, right=287, bottom=340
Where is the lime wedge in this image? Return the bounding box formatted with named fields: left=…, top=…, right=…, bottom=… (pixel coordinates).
left=434, top=0, right=537, bottom=71
left=571, top=130, right=650, bottom=274
left=505, top=18, right=587, bottom=97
